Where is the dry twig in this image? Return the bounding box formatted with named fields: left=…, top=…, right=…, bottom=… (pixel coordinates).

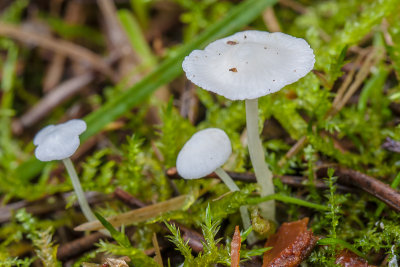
left=152, top=233, right=163, bottom=266
left=278, top=136, right=307, bottom=167
left=165, top=167, right=353, bottom=191
left=57, top=232, right=106, bottom=260
left=0, top=22, right=115, bottom=79
left=113, top=187, right=147, bottom=208
left=333, top=168, right=400, bottom=212
left=43, top=1, right=86, bottom=92
left=262, top=7, right=281, bottom=32
left=329, top=48, right=381, bottom=116
left=278, top=0, right=307, bottom=14
left=14, top=73, right=94, bottom=130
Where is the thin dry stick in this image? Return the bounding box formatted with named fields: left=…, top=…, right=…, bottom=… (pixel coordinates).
left=278, top=0, right=308, bottom=14
left=97, top=0, right=140, bottom=75
left=114, top=187, right=147, bottom=208
left=98, top=0, right=170, bottom=124
left=334, top=168, right=400, bottom=212
left=331, top=51, right=366, bottom=108
left=57, top=232, right=106, bottom=260
left=0, top=22, right=114, bottom=79
left=165, top=167, right=353, bottom=191
left=262, top=7, right=281, bottom=32
left=16, top=73, right=94, bottom=129
left=98, top=0, right=133, bottom=52
left=13, top=52, right=120, bottom=132
left=180, top=81, right=198, bottom=125
left=152, top=233, right=163, bottom=266
left=43, top=1, right=86, bottom=92
left=43, top=53, right=65, bottom=93
left=334, top=50, right=380, bottom=113
left=278, top=135, right=308, bottom=167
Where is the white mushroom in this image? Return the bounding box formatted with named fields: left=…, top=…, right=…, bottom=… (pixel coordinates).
left=182, top=30, right=315, bottom=221
left=177, top=128, right=231, bottom=179
left=34, top=119, right=96, bottom=223
left=177, top=128, right=254, bottom=242
left=182, top=31, right=315, bottom=100
left=177, top=128, right=240, bottom=190
left=34, top=119, right=87, bottom=161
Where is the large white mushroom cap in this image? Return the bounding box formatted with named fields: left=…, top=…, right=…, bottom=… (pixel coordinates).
left=177, top=128, right=232, bottom=179
left=34, top=119, right=87, bottom=161
left=182, top=30, right=315, bottom=100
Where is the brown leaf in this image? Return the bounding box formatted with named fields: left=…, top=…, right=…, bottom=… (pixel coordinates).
left=231, top=225, right=241, bottom=267
left=262, top=218, right=317, bottom=267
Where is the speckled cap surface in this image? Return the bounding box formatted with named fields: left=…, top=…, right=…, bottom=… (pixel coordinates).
left=182, top=30, right=315, bottom=100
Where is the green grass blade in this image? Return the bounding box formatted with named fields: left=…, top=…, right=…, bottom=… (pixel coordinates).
left=118, top=9, right=156, bottom=68
left=94, top=212, right=131, bottom=248
left=16, top=0, right=277, bottom=181
left=247, top=194, right=329, bottom=211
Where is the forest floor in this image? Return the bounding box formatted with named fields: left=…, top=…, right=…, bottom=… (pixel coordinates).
left=0, top=0, right=400, bottom=266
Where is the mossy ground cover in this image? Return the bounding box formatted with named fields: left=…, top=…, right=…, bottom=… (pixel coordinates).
left=0, top=0, right=400, bottom=266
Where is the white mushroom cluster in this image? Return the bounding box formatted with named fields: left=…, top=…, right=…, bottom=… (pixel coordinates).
left=34, top=119, right=87, bottom=162
left=182, top=30, right=315, bottom=100
left=182, top=30, right=315, bottom=221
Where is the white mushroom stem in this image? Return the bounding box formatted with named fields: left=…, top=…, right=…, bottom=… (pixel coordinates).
left=215, top=167, right=256, bottom=244
left=215, top=167, right=240, bottom=191
left=245, top=98, right=275, bottom=221
left=62, top=158, right=97, bottom=222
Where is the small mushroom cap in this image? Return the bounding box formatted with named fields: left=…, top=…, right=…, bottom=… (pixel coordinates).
left=182, top=30, right=315, bottom=100
left=177, top=128, right=232, bottom=179
left=34, top=119, right=87, bottom=161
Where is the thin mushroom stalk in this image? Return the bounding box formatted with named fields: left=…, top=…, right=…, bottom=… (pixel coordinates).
left=214, top=167, right=240, bottom=192
left=245, top=98, right=275, bottom=220
left=63, top=157, right=109, bottom=236
left=63, top=158, right=96, bottom=222
left=33, top=119, right=109, bottom=235
left=215, top=167, right=256, bottom=243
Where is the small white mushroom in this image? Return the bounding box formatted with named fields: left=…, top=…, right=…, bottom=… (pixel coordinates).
left=34, top=119, right=86, bottom=161
left=33, top=119, right=97, bottom=224
left=177, top=128, right=254, bottom=242
left=182, top=31, right=315, bottom=221
left=177, top=128, right=232, bottom=180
